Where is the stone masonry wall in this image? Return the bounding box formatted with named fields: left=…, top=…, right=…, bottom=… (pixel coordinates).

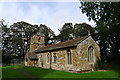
left=25, top=52, right=38, bottom=67
left=36, top=48, right=78, bottom=71
left=36, top=36, right=101, bottom=72
left=30, top=35, right=45, bottom=52
left=76, top=36, right=100, bottom=72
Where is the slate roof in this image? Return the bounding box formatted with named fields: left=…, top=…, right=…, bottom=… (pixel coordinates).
left=33, top=35, right=90, bottom=53
left=28, top=52, right=38, bottom=59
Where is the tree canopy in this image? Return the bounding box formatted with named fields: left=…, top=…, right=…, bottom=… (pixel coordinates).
left=80, top=2, right=120, bottom=64
left=1, top=20, right=55, bottom=64
left=56, top=23, right=94, bottom=42
left=57, top=23, right=74, bottom=42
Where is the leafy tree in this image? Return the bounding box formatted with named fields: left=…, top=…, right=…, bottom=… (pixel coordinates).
left=94, top=21, right=110, bottom=62
left=57, top=22, right=94, bottom=42
left=1, top=19, right=12, bottom=64
left=80, top=2, right=120, bottom=64
left=39, top=24, right=55, bottom=45
left=9, top=21, right=39, bottom=59
left=73, top=23, right=94, bottom=38
left=57, top=23, right=74, bottom=42
left=1, top=20, right=56, bottom=61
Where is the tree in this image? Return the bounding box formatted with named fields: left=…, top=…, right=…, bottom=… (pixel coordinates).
left=57, top=23, right=95, bottom=42
left=73, top=23, right=94, bottom=38
left=9, top=21, right=39, bottom=59
left=80, top=2, right=120, bottom=64
left=94, top=21, right=110, bottom=62
left=57, top=23, right=74, bottom=42
left=39, top=24, right=55, bottom=46
left=1, top=20, right=56, bottom=62
left=1, top=19, right=12, bottom=64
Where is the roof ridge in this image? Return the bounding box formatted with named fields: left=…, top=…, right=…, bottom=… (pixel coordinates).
left=34, top=35, right=90, bottom=53
left=38, top=35, right=89, bottom=48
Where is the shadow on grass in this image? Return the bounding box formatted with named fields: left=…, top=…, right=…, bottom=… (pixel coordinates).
left=2, top=64, right=120, bottom=79
left=19, top=66, right=55, bottom=78
left=100, top=64, right=120, bottom=78
left=2, top=64, right=55, bottom=79
left=2, top=66, right=28, bottom=79
left=114, top=66, right=120, bottom=78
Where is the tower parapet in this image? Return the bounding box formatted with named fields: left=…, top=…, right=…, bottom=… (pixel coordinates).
left=29, top=35, right=45, bottom=52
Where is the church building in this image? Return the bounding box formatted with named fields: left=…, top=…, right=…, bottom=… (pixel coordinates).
left=25, top=34, right=101, bottom=72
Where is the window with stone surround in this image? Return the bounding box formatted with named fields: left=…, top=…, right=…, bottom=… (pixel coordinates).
left=53, top=53, right=57, bottom=63
left=40, top=55, right=43, bottom=67
left=40, top=55, right=42, bottom=62
left=88, top=46, right=94, bottom=63
left=67, top=49, right=72, bottom=64
left=47, top=54, right=50, bottom=63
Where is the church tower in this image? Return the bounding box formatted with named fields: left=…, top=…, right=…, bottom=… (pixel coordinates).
left=29, top=35, right=45, bottom=52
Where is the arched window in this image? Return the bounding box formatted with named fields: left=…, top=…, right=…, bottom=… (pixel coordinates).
left=40, top=55, right=43, bottom=67
left=67, top=49, right=72, bottom=64
left=53, top=53, right=57, bottom=63
left=47, top=54, right=50, bottom=63
left=88, top=46, right=94, bottom=63
left=40, top=55, right=42, bottom=62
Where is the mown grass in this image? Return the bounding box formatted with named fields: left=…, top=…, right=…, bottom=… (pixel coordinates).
left=21, top=67, right=119, bottom=78
left=2, top=65, right=28, bottom=78
left=2, top=64, right=120, bottom=78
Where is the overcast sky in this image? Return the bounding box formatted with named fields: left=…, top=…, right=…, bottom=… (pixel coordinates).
left=0, top=1, right=95, bottom=35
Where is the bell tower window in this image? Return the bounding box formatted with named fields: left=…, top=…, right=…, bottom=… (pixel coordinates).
left=38, top=37, right=41, bottom=42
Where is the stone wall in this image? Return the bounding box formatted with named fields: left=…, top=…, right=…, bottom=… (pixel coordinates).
left=76, top=36, right=101, bottom=72
left=36, top=36, right=101, bottom=72
left=36, top=48, right=77, bottom=71
left=29, top=35, right=45, bottom=52
left=25, top=52, right=38, bottom=67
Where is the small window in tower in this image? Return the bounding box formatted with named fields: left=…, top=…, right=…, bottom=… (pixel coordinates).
left=38, top=37, right=41, bottom=42
left=36, top=46, right=38, bottom=48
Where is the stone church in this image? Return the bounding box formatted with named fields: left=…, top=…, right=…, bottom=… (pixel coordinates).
left=25, top=33, right=101, bottom=72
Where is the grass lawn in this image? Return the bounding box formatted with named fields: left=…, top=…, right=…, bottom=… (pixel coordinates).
left=1, top=64, right=120, bottom=79
left=20, top=66, right=120, bottom=78
left=2, top=65, right=28, bottom=78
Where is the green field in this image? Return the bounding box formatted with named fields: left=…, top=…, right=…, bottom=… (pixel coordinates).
left=1, top=64, right=120, bottom=79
